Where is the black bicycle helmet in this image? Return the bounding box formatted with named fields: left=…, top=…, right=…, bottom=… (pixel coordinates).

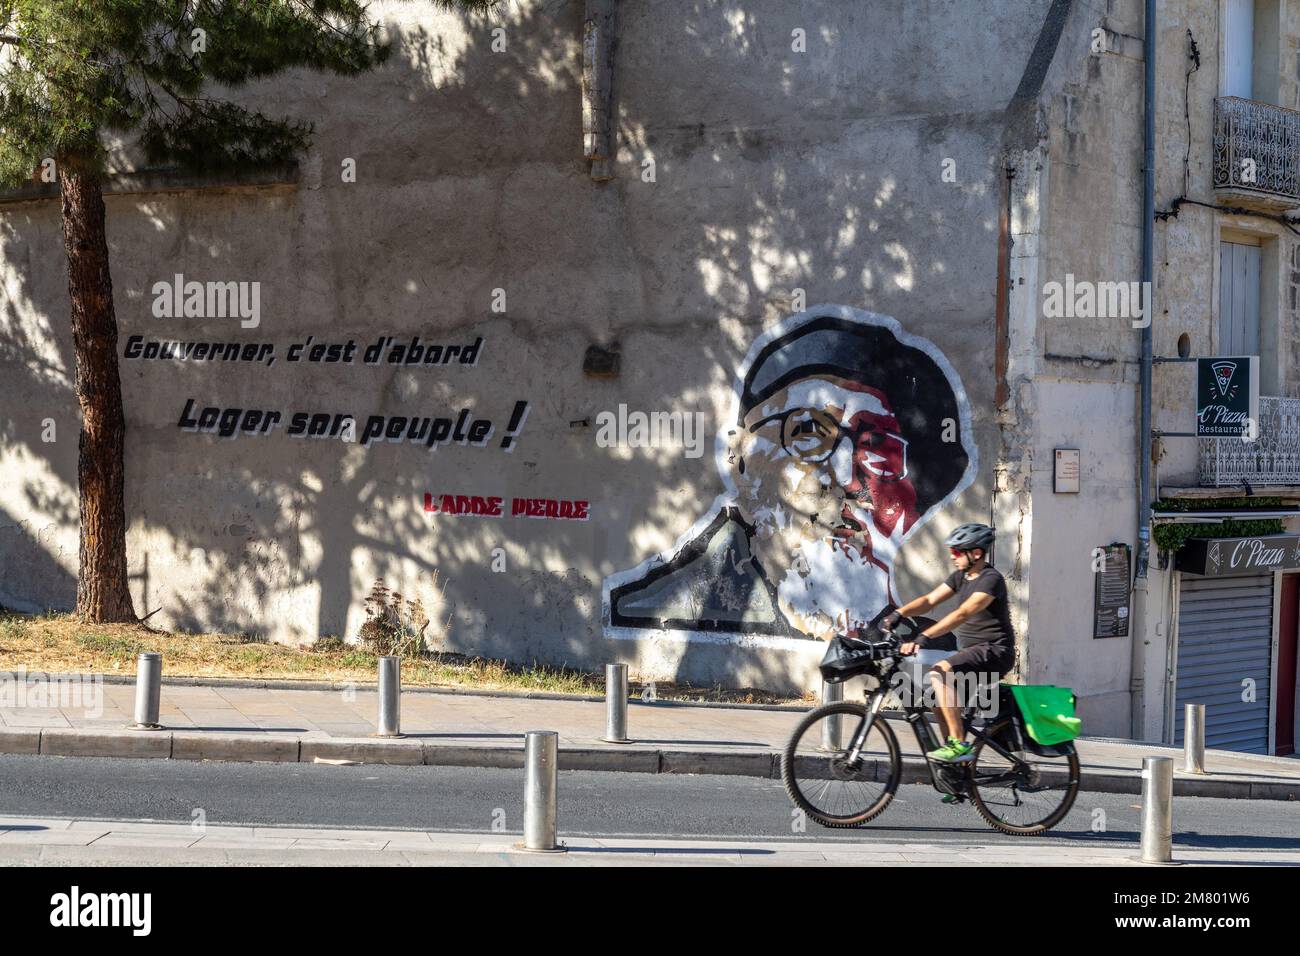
left=945, top=523, right=995, bottom=552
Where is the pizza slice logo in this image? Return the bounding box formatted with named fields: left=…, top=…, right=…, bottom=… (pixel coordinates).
left=1211, top=361, right=1238, bottom=400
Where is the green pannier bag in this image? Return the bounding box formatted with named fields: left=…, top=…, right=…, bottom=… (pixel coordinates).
left=1008, top=684, right=1082, bottom=746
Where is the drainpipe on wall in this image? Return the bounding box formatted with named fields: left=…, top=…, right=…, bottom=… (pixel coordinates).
left=995, top=168, right=1014, bottom=412
left=582, top=0, right=619, bottom=182
left=1132, top=0, right=1157, bottom=739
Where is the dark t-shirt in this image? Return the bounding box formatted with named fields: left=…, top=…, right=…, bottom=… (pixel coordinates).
left=943, top=566, right=1015, bottom=649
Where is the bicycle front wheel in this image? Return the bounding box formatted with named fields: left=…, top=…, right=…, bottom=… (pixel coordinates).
left=780, top=701, right=901, bottom=828
left=967, top=719, right=1080, bottom=836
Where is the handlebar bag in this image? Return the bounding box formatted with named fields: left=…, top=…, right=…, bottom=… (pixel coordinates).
left=819, top=635, right=876, bottom=683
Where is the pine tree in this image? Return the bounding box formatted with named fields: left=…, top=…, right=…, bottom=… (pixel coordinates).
left=0, top=1, right=494, bottom=622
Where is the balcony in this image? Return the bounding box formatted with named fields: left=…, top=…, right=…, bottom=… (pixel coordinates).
left=1200, top=396, right=1300, bottom=486
left=1213, top=97, right=1300, bottom=211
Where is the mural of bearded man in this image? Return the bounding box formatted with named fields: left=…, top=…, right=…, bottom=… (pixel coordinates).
left=603, top=306, right=977, bottom=646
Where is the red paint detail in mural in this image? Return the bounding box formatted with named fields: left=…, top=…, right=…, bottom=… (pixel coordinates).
left=424, top=493, right=503, bottom=516
left=833, top=383, right=920, bottom=542
left=511, top=497, right=589, bottom=520
left=423, top=493, right=588, bottom=520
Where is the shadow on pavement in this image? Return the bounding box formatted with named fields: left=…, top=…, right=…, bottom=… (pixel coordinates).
left=618, top=739, right=770, bottom=747
left=180, top=726, right=310, bottom=733
left=560, top=845, right=775, bottom=856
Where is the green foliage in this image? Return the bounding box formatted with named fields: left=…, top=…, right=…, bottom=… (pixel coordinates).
left=0, top=609, right=27, bottom=643
left=1153, top=518, right=1285, bottom=554
left=0, top=0, right=499, bottom=182
left=73, top=629, right=144, bottom=658
left=1152, top=496, right=1282, bottom=512
left=1151, top=497, right=1286, bottom=553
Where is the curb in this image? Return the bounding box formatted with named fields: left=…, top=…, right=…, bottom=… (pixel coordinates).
left=9, top=670, right=813, bottom=713
left=1079, top=735, right=1300, bottom=770
left=2, top=727, right=1298, bottom=800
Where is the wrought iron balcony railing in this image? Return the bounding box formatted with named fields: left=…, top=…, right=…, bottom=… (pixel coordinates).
left=1200, top=396, right=1300, bottom=486
left=1213, top=97, right=1300, bottom=208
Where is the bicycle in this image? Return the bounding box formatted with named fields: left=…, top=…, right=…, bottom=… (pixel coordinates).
left=781, top=609, right=1081, bottom=836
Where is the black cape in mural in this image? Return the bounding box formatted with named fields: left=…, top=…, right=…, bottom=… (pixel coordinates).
left=603, top=306, right=978, bottom=646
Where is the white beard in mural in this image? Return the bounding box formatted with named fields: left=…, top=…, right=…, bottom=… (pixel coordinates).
left=733, top=377, right=915, bottom=639
left=603, top=306, right=978, bottom=647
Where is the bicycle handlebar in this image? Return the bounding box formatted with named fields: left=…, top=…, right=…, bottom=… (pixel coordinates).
left=844, top=607, right=924, bottom=653
left=877, top=614, right=923, bottom=641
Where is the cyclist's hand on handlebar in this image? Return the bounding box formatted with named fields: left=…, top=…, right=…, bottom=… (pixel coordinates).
left=898, top=641, right=919, bottom=656
left=880, top=611, right=901, bottom=633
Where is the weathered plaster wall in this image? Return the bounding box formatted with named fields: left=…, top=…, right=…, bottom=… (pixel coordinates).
left=1021, top=0, right=1300, bottom=732
left=1039, top=0, right=1300, bottom=471
left=1, top=0, right=1063, bottom=693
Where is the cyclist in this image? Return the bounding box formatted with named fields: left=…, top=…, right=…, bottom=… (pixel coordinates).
left=882, top=523, right=1015, bottom=762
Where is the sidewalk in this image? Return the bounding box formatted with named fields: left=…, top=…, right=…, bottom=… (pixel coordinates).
left=4, top=815, right=1299, bottom=866
left=2, top=675, right=1298, bottom=800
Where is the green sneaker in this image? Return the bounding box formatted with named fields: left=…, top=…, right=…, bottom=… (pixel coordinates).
left=927, top=737, right=973, bottom=762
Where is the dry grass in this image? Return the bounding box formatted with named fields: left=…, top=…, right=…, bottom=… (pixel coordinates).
left=0, top=610, right=808, bottom=706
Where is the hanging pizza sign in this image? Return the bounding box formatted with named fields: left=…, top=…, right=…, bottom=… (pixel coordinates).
left=1196, top=356, right=1259, bottom=437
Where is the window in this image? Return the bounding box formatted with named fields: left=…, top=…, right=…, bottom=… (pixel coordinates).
left=1219, top=231, right=1284, bottom=394
left=1224, top=0, right=1281, bottom=105
left=1219, top=239, right=1262, bottom=355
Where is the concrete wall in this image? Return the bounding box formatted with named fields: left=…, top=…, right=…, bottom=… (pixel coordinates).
left=0, top=1, right=1080, bottom=693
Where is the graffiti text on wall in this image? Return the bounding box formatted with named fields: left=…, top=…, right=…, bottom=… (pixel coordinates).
left=176, top=399, right=529, bottom=452
left=124, top=334, right=484, bottom=368
left=423, top=493, right=590, bottom=520
left=130, top=331, right=531, bottom=454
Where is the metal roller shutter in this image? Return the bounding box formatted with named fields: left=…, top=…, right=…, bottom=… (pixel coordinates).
left=1175, top=574, right=1274, bottom=754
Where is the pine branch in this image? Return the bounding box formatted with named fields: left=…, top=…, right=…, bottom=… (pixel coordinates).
left=0, top=0, right=500, bottom=183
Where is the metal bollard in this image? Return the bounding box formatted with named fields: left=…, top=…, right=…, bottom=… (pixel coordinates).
left=375, top=656, right=402, bottom=737
left=521, top=730, right=564, bottom=852
left=1139, top=756, right=1175, bottom=864
left=820, top=680, right=844, bottom=751
left=131, top=652, right=163, bottom=729
left=602, top=663, right=629, bottom=743
left=1183, top=703, right=1207, bottom=774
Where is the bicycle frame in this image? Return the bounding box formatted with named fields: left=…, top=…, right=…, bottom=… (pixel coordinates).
left=844, top=686, right=1031, bottom=794
left=833, top=615, right=1038, bottom=795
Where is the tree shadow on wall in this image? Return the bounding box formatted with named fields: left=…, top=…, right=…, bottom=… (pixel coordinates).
left=0, top=0, right=1060, bottom=691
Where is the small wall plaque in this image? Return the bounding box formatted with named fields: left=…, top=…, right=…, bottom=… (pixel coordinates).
left=1054, top=448, right=1080, bottom=494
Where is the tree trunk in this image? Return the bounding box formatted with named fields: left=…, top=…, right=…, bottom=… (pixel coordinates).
left=57, top=164, right=136, bottom=623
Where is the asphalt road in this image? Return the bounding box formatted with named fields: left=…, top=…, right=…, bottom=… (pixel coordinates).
left=2, top=754, right=1298, bottom=850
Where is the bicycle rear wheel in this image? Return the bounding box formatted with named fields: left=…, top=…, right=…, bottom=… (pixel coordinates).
left=967, top=719, right=1080, bottom=836
left=780, top=701, right=901, bottom=828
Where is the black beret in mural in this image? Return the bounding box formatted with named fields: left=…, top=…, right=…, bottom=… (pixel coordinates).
left=739, top=314, right=969, bottom=514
